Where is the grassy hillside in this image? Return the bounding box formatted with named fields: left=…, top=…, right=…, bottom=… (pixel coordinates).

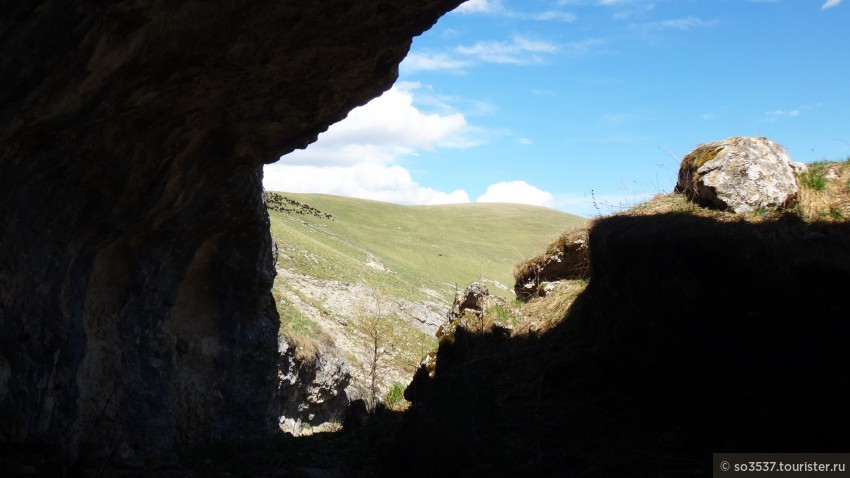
left=266, top=192, right=586, bottom=417
left=268, top=192, right=586, bottom=303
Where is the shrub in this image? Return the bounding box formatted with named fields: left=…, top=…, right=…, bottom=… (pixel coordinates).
left=799, top=163, right=827, bottom=191
left=384, top=382, right=406, bottom=410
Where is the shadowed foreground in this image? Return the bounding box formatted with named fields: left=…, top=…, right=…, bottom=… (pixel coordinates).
left=388, top=213, right=850, bottom=477
left=151, top=213, right=850, bottom=478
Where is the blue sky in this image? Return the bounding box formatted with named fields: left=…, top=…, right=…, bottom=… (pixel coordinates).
left=264, top=0, right=849, bottom=217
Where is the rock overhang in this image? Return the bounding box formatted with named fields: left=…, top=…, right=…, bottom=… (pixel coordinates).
left=0, top=0, right=466, bottom=464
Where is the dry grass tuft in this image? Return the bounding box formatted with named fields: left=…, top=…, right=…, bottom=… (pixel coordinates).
left=282, top=328, right=335, bottom=365
left=513, top=228, right=588, bottom=282
left=513, top=280, right=587, bottom=335
left=795, top=162, right=850, bottom=221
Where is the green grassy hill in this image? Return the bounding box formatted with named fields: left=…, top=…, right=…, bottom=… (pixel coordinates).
left=266, top=192, right=586, bottom=421
left=269, top=192, right=586, bottom=304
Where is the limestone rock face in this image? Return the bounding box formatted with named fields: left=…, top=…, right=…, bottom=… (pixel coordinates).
left=675, top=137, right=798, bottom=213
left=278, top=337, right=352, bottom=435
left=446, top=282, right=490, bottom=322
left=0, top=0, right=463, bottom=463
left=513, top=229, right=589, bottom=301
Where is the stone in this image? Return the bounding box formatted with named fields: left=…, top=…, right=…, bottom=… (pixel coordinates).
left=513, top=229, right=589, bottom=301
left=674, top=136, right=798, bottom=213
left=0, top=0, right=464, bottom=464
left=277, top=336, right=353, bottom=435
left=446, top=281, right=490, bottom=322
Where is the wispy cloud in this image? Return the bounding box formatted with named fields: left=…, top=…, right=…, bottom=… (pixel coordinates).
left=402, top=36, right=604, bottom=78
left=764, top=109, right=801, bottom=121
left=702, top=113, right=719, bottom=121
left=556, top=0, right=656, bottom=20
left=822, top=0, right=843, bottom=9
left=456, top=36, right=560, bottom=65
left=531, top=89, right=557, bottom=96
left=761, top=103, right=821, bottom=122
left=455, top=0, right=502, bottom=14
left=455, top=0, right=576, bottom=22
left=632, top=16, right=718, bottom=32
left=562, top=38, right=610, bottom=57
left=401, top=51, right=471, bottom=74
left=602, top=112, right=640, bottom=125
left=528, top=11, right=577, bottom=22
left=557, top=0, right=640, bottom=5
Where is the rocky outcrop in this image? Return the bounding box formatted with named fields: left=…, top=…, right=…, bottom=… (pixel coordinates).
left=513, top=229, right=589, bottom=301
left=278, top=337, right=352, bottom=435
left=0, top=0, right=464, bottom=465
left=446, top=281, right=490, bottom=322
left=674, top=136, right=798, bottom=213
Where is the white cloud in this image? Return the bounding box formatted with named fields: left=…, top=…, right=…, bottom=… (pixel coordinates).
left=822, top=0, right=843, bottom=9
left=561, top=38, right=610, bottom=57
left=455, top=0, right=575, bottom=22
left=404, top=36, right=601, bottom=77
left=528, top=11, right=577, bottom=22
left=702, top=113, right=719, bottom=121
left=518, top=138, right=534, bottom=145
left=455, top=0, right=503, bottom=14
left=263, top=83, right=482, bottom=205
left=456, top=36, right=559, bottom=65
left=476, top=181, right=555, bottom=207
left=276, top=83, right=480, bottom=167
left=263, top=163, right=470, bottom=205
left=531, top=89, right=557, bottom=96
left=401, top=52, right=471, bottom=74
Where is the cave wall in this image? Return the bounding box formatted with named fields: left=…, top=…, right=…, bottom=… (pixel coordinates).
left=0, top=0, right=464, bottom=462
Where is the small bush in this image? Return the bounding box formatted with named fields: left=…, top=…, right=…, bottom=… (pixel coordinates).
left=384, top=382, right=406, bottom=410
left=489, top=303, right=517, bottom=329
left=800, top=164, right=827, bottom=191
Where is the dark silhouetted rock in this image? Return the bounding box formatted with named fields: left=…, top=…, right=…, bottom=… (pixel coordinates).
left=342, top=399, right=369, bottom=433
left=0, top=0, right=464, bottom=465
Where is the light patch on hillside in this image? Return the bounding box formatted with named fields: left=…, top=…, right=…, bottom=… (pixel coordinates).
left=366, top=255, right=389, bottom=272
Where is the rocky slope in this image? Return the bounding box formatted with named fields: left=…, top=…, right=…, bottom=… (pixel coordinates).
left=0, top=0, right=464, bottom=468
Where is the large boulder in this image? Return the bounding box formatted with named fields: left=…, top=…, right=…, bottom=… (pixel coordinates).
left=674, top=137, right=798, bottom=213
left=0, top=0, right=464, bottom=465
